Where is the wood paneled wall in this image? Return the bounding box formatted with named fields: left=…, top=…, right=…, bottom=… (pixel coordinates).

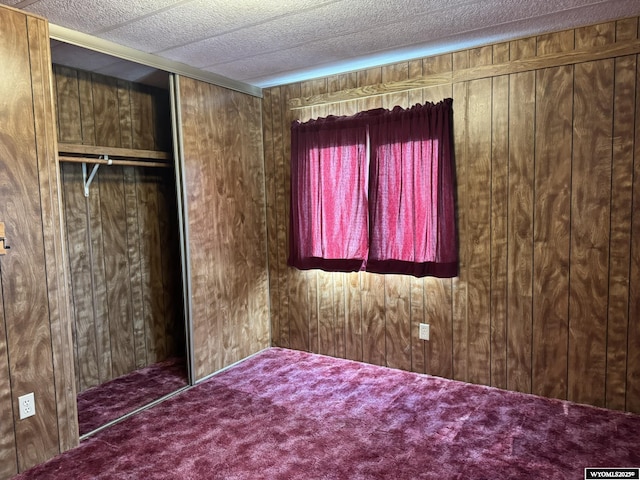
left=0, top=6, right=76, bottom=477
left=177, top=76, right=270, bottom=380
left=262, top=17, right=640, bottom=413
left=52, top=66, right=183, bottom=393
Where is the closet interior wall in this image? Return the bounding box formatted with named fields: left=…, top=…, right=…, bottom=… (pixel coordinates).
left=52, top=65, right=184, bottom=393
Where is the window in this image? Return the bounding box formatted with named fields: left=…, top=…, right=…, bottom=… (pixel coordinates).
left=289, top=99, right=457, bottom=278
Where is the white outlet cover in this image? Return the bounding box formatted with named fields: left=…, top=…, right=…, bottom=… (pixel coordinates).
left=18, top=392, right=35, bottom=420
left=419, top=323, right=430, bottom=341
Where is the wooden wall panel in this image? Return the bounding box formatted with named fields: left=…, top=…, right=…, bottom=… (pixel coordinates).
left=101, top=167, right=136, bottom=378
left=177, top=76, right=270, bottom=380
left=451, top=76, right=469, bottom=382
left=627, top=53, right=640, bottom=414
left=507, top=69, right=535, bottom=394
left=569, top=58, right=613, bottom=407
left=125, top=166, right=147, bottom=369
left=88, top=170, right=112, bottom=384
left=61, top=163, right=97, bottom=391
left=464, top=72, right=492, bottom=386
left=53, top=66, right=182, bottom=392
left=606, top=50, right=636, bottom=410
left=0, top=8, right=75, bottom=473
left=0, top=286, right=16, bottom=477
left=138, top=169, right=167, bottom=363
left=262, top=88, right=280, bottom=351
left=262, top=16, right=640, bottom=414
left=0, top=10, right=57, bottom=470
left=490, top=43, right=509, bottom=390
left=272, top=86, right=291, bottom=350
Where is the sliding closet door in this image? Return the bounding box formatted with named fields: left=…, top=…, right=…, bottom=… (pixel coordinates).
left=53, top=66, right=186, bottom=397
left=172, top=75, right=270, bottom=380
left=0, top=6, right=76, bottom=475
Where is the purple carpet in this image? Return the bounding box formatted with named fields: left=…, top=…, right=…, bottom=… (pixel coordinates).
left=17, top=348, right=640, bottom=479
left=77, top=357, right=188, bottom=436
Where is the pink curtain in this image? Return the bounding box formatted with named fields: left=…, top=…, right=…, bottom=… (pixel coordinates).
left=367, top=100, right=458, bottom=277
left=289, top=99, right=457, bottom=278
left=289, top=113, right=370, bottom=272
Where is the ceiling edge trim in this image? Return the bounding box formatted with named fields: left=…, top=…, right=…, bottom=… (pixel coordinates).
left=49, top=23, right=262, bottom=98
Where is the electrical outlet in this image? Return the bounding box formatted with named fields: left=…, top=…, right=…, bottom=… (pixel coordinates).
left=18, top=392, right=35, bottom=420
left=419, top=323, right=430, bottom=341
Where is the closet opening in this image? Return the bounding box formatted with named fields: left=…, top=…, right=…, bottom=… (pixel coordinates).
left=50, top=39, right=191, bottom=438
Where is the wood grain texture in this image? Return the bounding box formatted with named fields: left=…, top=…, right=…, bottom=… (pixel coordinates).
left=533, top=65, right=573, bottom=401
left=537, top=30, right=575, bottom=55
left=0, top=7, right=59, bottom=471
left=179, top=77, right=213, bottom=376
left=491, top=69, right=509, bottom=390
left=528, top=35, right=572, bottom=403
left=507, top=71, right=535, bottom=394
left=262, top=88, right=281, bottom=348
left=0, top=282, right=17, bottom=478
left=58, top=143, right=170, bottom=160
left=464, top=72, right=492, bottom=386
left=568, top=59, right=613, bottom=407
left=78, top=70, right=96, bottom=145
left=62, top=163, right=98, bottom=391
left=177, top=75, right=269, bottom=380
left=606, top=23, right=637, bottom=411
left=88, top=173, right=112, bottom=385
left=54, top=66, right=181, bottom=391
left=289, top=38, right=640, bottom=108
left=489, top=39, right=511, bottom=390
left=272, top=86, right=291, bottom=349
left=628, top=65, right=640, bottom=413
left=262, top=16, right=640, bottom=414
left=137, top=168, right=166, bottom=364
left=124, top=166, right=147, bottom=369
left=451, top=77, right=468, bottom=382
left=92, top=75, right=120, bottom=148
left=29, top=17, right=77, bottom=452
left=53, top=65, right=82, bottom=144
left=100, top=166, right=136, bottom=377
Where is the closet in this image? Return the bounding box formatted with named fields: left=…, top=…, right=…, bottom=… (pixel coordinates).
left=51, top=59, right=188, bottom=436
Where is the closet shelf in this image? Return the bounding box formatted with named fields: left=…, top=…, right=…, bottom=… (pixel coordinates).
left=58, top=143, right=172, bottom=168
left=58, top=143, right=173, bottom=197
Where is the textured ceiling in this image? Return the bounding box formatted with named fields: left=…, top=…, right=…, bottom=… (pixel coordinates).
left=3, top=0, right=640, bottom=89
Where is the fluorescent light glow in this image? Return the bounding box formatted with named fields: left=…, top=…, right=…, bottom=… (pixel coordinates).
left=252, top=33, right=516, bottom=88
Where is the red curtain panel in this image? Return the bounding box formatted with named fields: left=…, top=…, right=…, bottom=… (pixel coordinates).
left=289, top=99, right=457, bottom=278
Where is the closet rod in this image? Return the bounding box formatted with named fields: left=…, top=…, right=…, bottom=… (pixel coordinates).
left=59, top=155, right=171, bottom=169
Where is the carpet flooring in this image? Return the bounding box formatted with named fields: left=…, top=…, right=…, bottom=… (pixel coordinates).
left=77, top=357, right=188, bottom=436
left=16, top=348, right=640, bottom=479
